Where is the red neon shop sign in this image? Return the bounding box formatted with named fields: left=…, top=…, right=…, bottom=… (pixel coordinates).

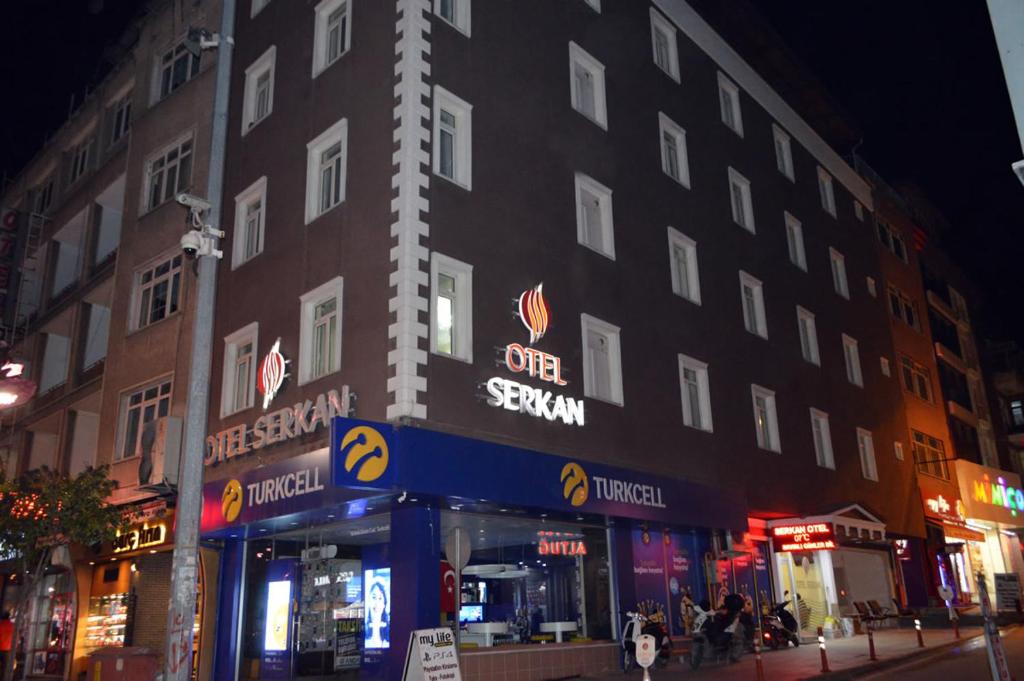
left=771, top=523, right=836, bottom=552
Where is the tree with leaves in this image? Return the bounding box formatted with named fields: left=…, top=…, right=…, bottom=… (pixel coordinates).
left=0, top=466, right=127, bottom=681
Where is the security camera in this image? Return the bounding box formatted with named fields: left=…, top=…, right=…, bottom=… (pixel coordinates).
left=180, top=230, right=203, bottom=258
left=176, top=193, right=211, bottom=213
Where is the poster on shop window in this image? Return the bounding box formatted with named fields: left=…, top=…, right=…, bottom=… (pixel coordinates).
left=630, top=528, right=703, bottom=637
left=402, top=627, right=463, bottom=681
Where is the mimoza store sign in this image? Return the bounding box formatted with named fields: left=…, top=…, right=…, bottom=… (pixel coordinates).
left=956, top=459, right=1024, bottom=526
left=484, top=284, right=585, bottom=426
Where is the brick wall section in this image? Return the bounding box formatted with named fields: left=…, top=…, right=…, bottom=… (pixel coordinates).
left=130, top=551, right=172, bottom=651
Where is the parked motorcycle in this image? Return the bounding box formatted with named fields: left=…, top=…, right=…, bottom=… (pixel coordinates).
left=761, top=600, right=800, bottom=649
left=621, top=609, right=672, bottom=671
left=688, top=595, right=747, bottom=670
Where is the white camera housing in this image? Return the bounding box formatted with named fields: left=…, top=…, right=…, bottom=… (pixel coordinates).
left=180, top=229, right=222, bottom=260
left=176, top=193, right=211, bottom=213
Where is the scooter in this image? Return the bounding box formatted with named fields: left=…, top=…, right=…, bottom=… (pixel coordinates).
left=689, top=598, right=746, bottom=670
left=761, top=600, right=800, bottom=649
left=621, top=610, right=672, bottom=671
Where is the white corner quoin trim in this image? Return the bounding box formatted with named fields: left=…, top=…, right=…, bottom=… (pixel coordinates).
left=653, top=0, right=873, bottom=211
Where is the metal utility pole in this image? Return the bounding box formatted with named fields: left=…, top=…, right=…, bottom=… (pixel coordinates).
left=162, top=0, right=234, bottom=679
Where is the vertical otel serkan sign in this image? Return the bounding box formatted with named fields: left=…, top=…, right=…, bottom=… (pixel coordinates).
left=485, top=284, right=585, bottom=425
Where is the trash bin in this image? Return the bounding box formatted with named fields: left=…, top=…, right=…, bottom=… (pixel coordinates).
left=86, top=647, right=158, bottom=681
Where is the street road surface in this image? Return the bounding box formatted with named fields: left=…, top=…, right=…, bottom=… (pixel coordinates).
left=862, top=626, right=1024, bottom=679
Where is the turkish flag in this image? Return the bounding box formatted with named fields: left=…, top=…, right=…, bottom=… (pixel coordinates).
left=441, top=560, right=457, bottom=613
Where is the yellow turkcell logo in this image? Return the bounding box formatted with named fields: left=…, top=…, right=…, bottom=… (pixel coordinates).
left=221, top=479, right=243, bottom=522
left=342, top=426, right=390, bottom=482
left=560, top=462, right=589, bottom=507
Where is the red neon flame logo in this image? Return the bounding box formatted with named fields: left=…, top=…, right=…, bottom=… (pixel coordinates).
left=518, top=283, right=550, bottom=345
left=257, top=338, right=289, bottom=410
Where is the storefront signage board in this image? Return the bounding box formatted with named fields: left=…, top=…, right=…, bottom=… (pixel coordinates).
left=917, top=476, right=966, bottom=525
left=955, top=460, right=1024, bottom=526
left=770, top=523, right=836, bottom=552
left=331, top=417, right=748, bottom=530
left=995, top=573, right=1021, bottom=612
left=112, top=521, right=169, bottom=554
left=401, top=628, right=462, bottom=681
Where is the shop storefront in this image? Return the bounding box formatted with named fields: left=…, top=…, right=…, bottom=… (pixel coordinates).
left=766, top=506, right=896, bottom=636
left=953, top=460, right=1024, bottom=603
left=202, top=418, right=747, bottom=681
left=915, top=473, right=984, bottom=605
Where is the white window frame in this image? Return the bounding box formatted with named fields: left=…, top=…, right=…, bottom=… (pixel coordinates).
left=784, top=212, right=806, bottom=271
left=154, top=40, right=201, bottom=103
left=842, top=333, right=863, bottom=387
left=658, top=112, right=690, bottom=188
left=649, top=8, right=680, bottom=82
left=574, top=172, right=615, bottom=260
left=432, top=85, right=473, bottom=190
left=116, top=377, right=172, bottom=462
left=829, top=247, right=849, bottom=299
left=717, top=72, right=743, bottom=137
left=818, top=166, right=837, bottom=217
left=299, top=277, right=344, bottom=385
left=221, top=322, right=259, bottom=417
left=796, top=306, right=820, bottom=366
left=434, top=0, right=470, bottom=36
left=810, top=408, right=835, bottom=469
left=581, top=314, right=623, bottom=406
left=568, top=41, right=608, bottom=130
left=313, top=0, right=351, bottom=77
left=751, top=384, right=780, bottom=453
left=232, top=176, right=268, bottom=269
left=772, top=124, right=794, bottom=181
left=305, top=117, right=348, bottom=224
left=866, top=276, right=877, bottom=297
left=880, top=356, right=891, bottom=377
left=68, top=136, right=94, bottom=185
left=894, top=441, right=905, bottom=461
left=739, top=271, right=767, bottom=339
left=854, top=201, right=864, bottom=221
left=678, top=353, right=713, bottom=432
left=251, top=0, right=271, bottom=17
left=728, top=168, right=754, bottom=233
left=242, top=46, right=276, bottom=134
left=131, top=252, right=184, bottom=331
left=430, top=253, right=473, bottom=363
left=143, top=133, right=194, bottom=213
left=108, top=92, right=132, bottom=147
left=857, top=428, right=878, bottom=481
left=667, top=227, right=700, bottom=305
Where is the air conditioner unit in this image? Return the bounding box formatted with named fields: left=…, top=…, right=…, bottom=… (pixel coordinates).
left=137, top=416, right=183, bottom=489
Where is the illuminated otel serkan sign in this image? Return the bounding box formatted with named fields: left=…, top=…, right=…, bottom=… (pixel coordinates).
left=485, top=284, right=585, bottom=426
left=205, top=338, right=345, bottom=465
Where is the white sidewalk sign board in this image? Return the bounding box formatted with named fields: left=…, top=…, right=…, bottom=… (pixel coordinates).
left=402, top=628, right=462, bottom=681
left=978, top=573, right=1011, bottom=681
left=994, top=573, right=1021, bottom=612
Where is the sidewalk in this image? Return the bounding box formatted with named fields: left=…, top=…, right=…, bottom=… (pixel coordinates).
left=581, top=626, right=984, bottom=681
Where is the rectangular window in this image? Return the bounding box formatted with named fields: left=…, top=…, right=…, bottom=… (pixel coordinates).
left=299, top=277, right=344, bottom=384
left=718, top=72, right=743, bottom=136
left=894, top=441, right=905, bottom=461
left=772, top=124, right=794, bottom=181
left=739, top=271, right=767, bottom=338
left=667, top=227, right=700, bottom=304
left=751, top=384, right=780, bottom=453
left=912, top=430, right=948, bottom=479
left=33, top=176, right=55, bottom=215
left=810, top=409, right=834, bottom=469
left=857, top=428, right=878, bottom=481
left=569, top=42, right=608, bottom=130
left=796, top=306, right=820, bottom=365
left=243, top=46, right=276, bottom=133
left=658, top=113, right=690, bottom=187
left=581, top=314, right=623, bottom=406
left=843, top=334, right=863, bottom=387
left=650, top=8, right=679, bottom=82
left=68, top=137, right=94, bottom=185
left=232, top=176, right=267, bottom=269
left=118, top=378, right=171, bottom=461
left=305, top=118, right=348, bottom=223
left=145, top=136, right=194, bottom=211
left=435, top=0, right=470, bottom=35
left=728, top=168, right=754, bottom=232
left=313, top=0, right=351, bottom=76
left=430, top=253, right=473, bottom=363
left=867, top=276, right=877, bottom=297
left=784, top=212, right=806, bottom=271
left=854, top=201, right=865, bottom=221
left=157, top=42, right=200, bottom=100
left=888, top=285, right=919, bottom=329
left=829, top=248, right=849, bottom=299
left=880, top=356, right=891, bottom=377
left=109, top=93, right=132, bottom=146
left=432, top=86, right=473, bottom=189
left=900, top=355, right=932, bottom=401
left=221, top=323, right=258, bottom=416
left=1011, top=400, right=1024, bottom=428
left=678, top=354, right=712, bottom=432
left=133, top=254, right=183, bottom=330
left=574, top=172, right=615, bottom=259
left=818, top=166, right=837, bottom=217
left=39, top=333, right=70, bottom=394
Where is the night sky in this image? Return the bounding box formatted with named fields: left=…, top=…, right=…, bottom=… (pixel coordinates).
left=1, top=0, right=1021, bottom=341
